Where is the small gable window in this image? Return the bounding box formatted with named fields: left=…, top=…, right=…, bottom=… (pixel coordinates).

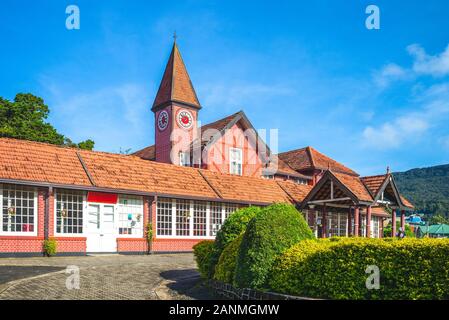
left=229, top=148, right=242, bottom=176
left=179, top=151, right=190, bottom=167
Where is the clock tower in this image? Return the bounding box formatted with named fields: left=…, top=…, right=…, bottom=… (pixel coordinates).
left=152, top=41, right=201, bottom=165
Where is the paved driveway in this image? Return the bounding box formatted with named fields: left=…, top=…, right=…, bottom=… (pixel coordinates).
left=0, top=254, right=215, bottom=300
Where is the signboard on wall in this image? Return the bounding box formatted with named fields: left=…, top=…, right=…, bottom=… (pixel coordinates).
left=87, top=192, right=118, bottom=204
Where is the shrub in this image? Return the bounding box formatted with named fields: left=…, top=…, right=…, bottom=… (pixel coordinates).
left=43, top=238, right=57, bottom=257
left=234, top=203, right=315, bottom=289
left=145, top=223, right=153, bottom=253
left=383, top=221, right=415, bottom=238
left=268, top=238, right=449, bottom=299
left=193, top=240, right=215, bottom=279
left=214, top=234, right=244, bottom=283
left=209, top=206, right=261, bottom=277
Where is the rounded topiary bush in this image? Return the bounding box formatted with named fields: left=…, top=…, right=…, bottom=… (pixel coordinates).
left=234, top=203, right=314, bottom=289
left=208, top=206, right=261, bottom=278
left=193, top=240, right=215, bottom=279
left=214, top=234, right=244, bottom=283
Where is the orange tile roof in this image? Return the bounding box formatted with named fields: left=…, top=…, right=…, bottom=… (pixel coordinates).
left=78, top=149, right=217, bottom=199
left=199, top=169, right=294, bottom=204
left=152, top=42, right=200, bottom=110
left=0, top=138, right=305, bottom=205
left=276, top=180, right=313, bottom=203
left=132, top=145, right=155, bottom=161
left=0, top=138, right=92, bottom=187
left=263, top=156, right=312, bottom=179
left=371, top=206, right=390, bottom=217
left=332, top=171, right=373, bottom=202
left=278, top=146, right=359, bottom=176
left=360, top=174, right=387, bottom=196
left=400, top=195, right=414, bottom=209
left=361, top=174, right=414, bottom=209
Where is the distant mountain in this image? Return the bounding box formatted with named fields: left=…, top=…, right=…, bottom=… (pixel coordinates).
left=394, top=164, right=449, bottom=217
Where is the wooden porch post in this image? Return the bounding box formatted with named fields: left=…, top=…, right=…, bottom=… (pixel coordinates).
left=366, top=206, right=372, bottom=238
left=354, top=207, right=360, bottom=237
left=401, top=210, right=406, bottom=231
left=392, top=208, right=397, bottom=237
left=379, top=218, right=384, bottom=238
left=347, top=207, right=352, bottom=236
left=322, top=205, right=327, bottom=238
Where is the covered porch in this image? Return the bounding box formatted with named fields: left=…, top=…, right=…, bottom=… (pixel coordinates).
left=300, top=170, right=413, bottom=238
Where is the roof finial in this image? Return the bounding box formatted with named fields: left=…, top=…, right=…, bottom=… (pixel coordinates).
left=173, top=31, right=177, bottom=43
left=386, top=166, right=390, bottom=174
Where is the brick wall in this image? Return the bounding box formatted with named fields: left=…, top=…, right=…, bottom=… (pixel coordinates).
left=1, top=187, right=207, bottom=255
left=152, top=238, right=203, bottom=252
left=0, top=188, right=47, bottom=254
left=117, top=238, right=147, bottom=252
left=54, top=237, right=86, bottom=253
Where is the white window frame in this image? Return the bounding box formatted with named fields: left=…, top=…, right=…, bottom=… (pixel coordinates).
left=54, top=189, right=87, bottom=237
left=116, top=195, right=144, bottom=238
left=155, top=197, right=173, bottom=237
left=0, top=184, right=38, bottom=236
left=156, top=198, right=242, bottom=240
left=229, top=147, right=243, bottom=175
left=179, top=151, right=190, bottom=167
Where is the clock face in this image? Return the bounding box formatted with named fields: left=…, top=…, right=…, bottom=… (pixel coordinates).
left=177, top=109, right=193, bottom=129
left=157, top=110, right=169, bottom=131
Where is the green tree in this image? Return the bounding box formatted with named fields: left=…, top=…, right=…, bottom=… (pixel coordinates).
left=383, top=221, right=415, bottom=238
left=429, top=214, right=449, bottom=225
left=0, top=93, right=94, bottom=150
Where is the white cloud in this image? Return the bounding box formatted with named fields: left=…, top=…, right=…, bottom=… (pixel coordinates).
left=374, top=63, right=411, bottom=88
left=407, top=43, right=449, bottom=77
left=373, top=44, right=449, bottom=88
left=362, top=82, right=449, bottom=150
left=362, top=115, right=428, bottom=149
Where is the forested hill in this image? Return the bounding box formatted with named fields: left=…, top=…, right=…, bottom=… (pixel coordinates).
left=394, top=164, right=449, bottom=216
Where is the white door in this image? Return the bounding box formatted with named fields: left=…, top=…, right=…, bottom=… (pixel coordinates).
left=100, top=205, right=116, bottom=252
left=86, top=204, right=117, bottom=252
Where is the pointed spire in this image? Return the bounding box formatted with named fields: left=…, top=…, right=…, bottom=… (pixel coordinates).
left=152, top=40, right=201, bottom=111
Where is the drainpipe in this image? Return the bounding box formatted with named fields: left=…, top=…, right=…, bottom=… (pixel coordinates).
left=44, top=186, right=53, bottom=240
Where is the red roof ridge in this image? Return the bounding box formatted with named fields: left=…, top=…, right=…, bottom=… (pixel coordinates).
left=0, top=137, right=81, bottom=151
left=306, top=146, right=316, bottom=167
left=278, top=146, right=309, bottom=156
left=361, top=173, right=388, bottom=179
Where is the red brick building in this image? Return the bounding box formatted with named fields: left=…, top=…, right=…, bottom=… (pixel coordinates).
left=0, top=42, right=413, bottom=256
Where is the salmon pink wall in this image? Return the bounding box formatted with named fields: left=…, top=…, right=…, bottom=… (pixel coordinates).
left=155, top=107, right=173, bottom=163
left=155, top=104, right=198, bottom=165
left=205, top=122, right=263, bottom=177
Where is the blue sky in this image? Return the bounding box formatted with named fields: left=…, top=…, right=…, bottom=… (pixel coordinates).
left=1, top=0, right=449, bottom=175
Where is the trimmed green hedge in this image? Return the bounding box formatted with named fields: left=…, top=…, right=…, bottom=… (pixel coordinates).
left=214, top=234, right=244, bottom=283
left=208, top=206, right=261, bottom=278
left=268, top=238, right=449, bottom=299
left=234, top=203, right=315, bottom=289
left=193, top=240, right=215, bottom=279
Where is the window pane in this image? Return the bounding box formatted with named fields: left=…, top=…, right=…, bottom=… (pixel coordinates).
left=118, top=196, right=143, bottom=235
left=209, top=202, right=222, bottom=236
left=176, top=199, right=190, bottom=236
left=56, top=189, right=85, bottom=234
left=1, top=184, right=36, bottom=233
left=193, top=201, right=207, bottom=236
left=156, top=198, right=172, bottom=236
